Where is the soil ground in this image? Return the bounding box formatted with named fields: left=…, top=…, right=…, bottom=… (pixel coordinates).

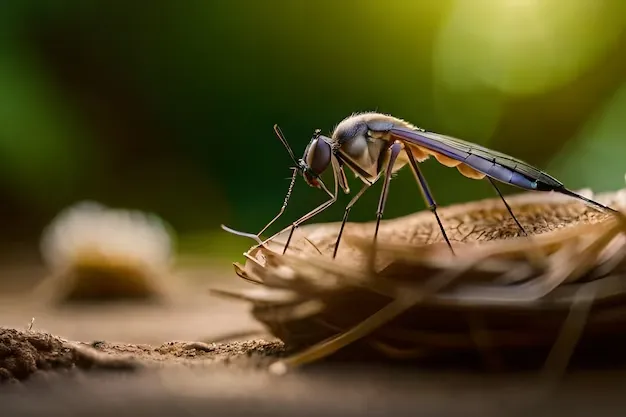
left=3, top=237, right=626, bottom=416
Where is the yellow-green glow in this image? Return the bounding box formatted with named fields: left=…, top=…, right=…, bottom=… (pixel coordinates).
left=431, top=82, right=504, bottom=144
left=546, top=82, right=626, bottom=192
left=434, top=0, right=626, bottom=96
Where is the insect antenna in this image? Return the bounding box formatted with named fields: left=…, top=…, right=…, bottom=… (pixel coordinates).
left=274, top=124, right=299, bottom=167
left=256, top=167, right=298, bottom=237
left=221, top=165, right=299, bottom=246
left=220, top=124, right=303, bottom=245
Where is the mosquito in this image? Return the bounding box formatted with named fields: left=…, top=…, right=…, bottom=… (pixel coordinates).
left=222, top=112, right=618, bottom=258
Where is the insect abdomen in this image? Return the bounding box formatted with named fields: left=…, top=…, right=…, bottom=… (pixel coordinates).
left=462, top=155, right=540, bottom=190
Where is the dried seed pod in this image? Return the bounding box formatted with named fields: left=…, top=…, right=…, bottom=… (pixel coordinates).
left=213, top=185, right=626, bottom=372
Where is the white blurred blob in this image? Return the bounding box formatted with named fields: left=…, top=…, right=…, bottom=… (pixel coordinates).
left=434, top=0, right=626, bottom=96
left=40, top=201, right=175, bottom=274
left=617, top=174, right=626, bottom=210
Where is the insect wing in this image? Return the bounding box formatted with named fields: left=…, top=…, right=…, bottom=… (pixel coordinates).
left=389, top=127, right=563, bottom=189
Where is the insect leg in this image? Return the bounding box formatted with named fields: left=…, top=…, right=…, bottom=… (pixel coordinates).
left=220, top=167, right=299, bottom=246
left=333, top=183, right=371, bottom=258
left=281, top=178, right=338, bottom=254
left=220, top=225, right=263, bottom=245
left=556, top=187, right=620, bottom=215
left=405, top=146, right=454, bottom=254
left=373, top=142, right=403, bottom=247
left=258, top=160, right=341, bottom=255
left=487, top=176, right=528, bottom=236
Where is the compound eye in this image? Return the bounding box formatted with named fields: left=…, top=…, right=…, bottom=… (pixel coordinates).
left=304, top=137, right=332, bottom=176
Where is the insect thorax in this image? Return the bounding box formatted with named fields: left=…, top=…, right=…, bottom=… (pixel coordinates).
left=331, top=112, right=416, bottom=175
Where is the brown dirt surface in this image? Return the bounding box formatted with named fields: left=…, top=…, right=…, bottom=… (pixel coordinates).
left=0, top=328, right=75, bottom=382
left=0, top=327, right=284, bottom=384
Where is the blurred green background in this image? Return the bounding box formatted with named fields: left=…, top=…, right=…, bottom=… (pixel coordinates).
left=1, top=0, right=626, bottom=260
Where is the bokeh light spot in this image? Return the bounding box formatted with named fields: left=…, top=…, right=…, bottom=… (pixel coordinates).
left=435, top=0, right=626, bottom=96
